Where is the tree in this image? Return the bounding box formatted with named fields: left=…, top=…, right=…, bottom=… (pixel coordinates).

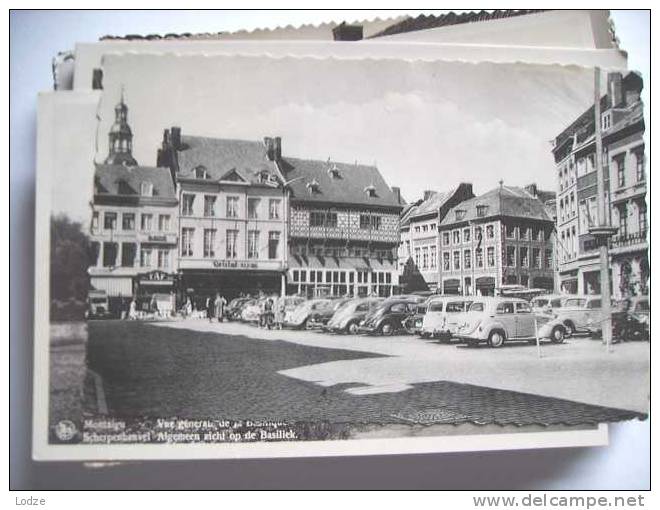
left=50, top=214, right=91, bottom=320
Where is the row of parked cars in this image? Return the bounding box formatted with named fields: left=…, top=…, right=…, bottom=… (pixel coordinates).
left=225, top=292, right=649, bottom=348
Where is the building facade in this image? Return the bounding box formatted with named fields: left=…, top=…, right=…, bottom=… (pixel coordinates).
left=89, top=96, right=178, bottom=313
left=398, top=184, right=475, bottom=291
left=157, top=130, right=287, bottom=306
left=437, top=184, right=555, bottom=296
left=552, top=72, right=647, bottom=298
left=279, top=153, right=404, bottom=298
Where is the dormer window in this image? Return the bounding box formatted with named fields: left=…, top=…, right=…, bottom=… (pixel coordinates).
left=364, top=184, right=377, bottom=198
left=601, top=111, right=612, bottom=131
left=140, top=181, right=153, bottom=197
left=476, top=205, right=488, bottom=217
left=194, top=165, right=208, bottom=179
left=455, top=209, right=466, bottom=221
left=327, top=163, right=341, bottom=179
left=306, top=179, right=320, bottom=194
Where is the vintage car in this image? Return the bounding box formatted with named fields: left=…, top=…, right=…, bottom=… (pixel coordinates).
left=240, top=299, right=262, bottom=323
left=358, top=298, right=418, bottom=336
left=279, top=296, right=306, bottom=324
left=609, top=295, right=649, bottom=341
left=284, top=299, right=334, bottom=329
left=307, top=298, right=353, bottom=330
left=552, top=295, right=603, bottom=336
left=419, top=296, right=473, bottom=339
left=325, top=298, right=384, bottom=334
left=86, top=290, right=110, bottom=319
left=530, top=294, right=569, bottom=315
left=455, top=297, right=566, bottom=348
left=403, top=297, right=432, bottom=335
left=225, top=297, right=252, bottom=321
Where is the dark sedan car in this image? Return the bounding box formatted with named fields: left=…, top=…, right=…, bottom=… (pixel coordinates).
left=307, top=298, right=353, bottom=330
left=357, top=299, right=418, bottom=336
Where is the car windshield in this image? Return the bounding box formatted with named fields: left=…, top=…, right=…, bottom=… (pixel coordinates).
left=587, top=299, right=601, bottom=309
left=468, top=302, right=485, bottom=312
left=550, top=298, right=563, bottom=308
left=428, top=301, right=443, bottom=312
left=416, top=305, right=427, bottom=315
left=355, top=303, right=369, bottom=312
left=446, top=302, right=465, bottom=313
left=91, top=298, right=107, bottom=304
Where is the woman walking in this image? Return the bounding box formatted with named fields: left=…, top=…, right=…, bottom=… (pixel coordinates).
left=214, top=293, right=227, bottom=322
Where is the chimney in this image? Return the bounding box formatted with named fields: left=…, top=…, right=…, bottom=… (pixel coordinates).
left=273, top=136, right=282, bottom=160
left=391, top=186, right=402, bottom=205
left=263, top=137, right=275, bottom=161
left=332, top=22, right=363, bottom=41
left=524, top=183, right=538, bottom=197
left=608, top=72, right=623, bottom=107
left=170, top=126, right=181, bottom=149
left=423, top=190, right=434, bottom=201
left=92, top=68, right=103, bottom=90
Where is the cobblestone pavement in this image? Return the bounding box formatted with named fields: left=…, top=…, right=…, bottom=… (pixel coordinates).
left=87, top=320, right=648, bottom=426
left=154, top=319, right=649, bottom=413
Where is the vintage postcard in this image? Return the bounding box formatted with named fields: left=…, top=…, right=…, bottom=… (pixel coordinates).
left=34, top=49, right=648, bottom=461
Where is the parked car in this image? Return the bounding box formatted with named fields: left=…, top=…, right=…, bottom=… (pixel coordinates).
left=419, top=296, right=472, bottom=339
left=307, top=298, right=353, bottom=329
left=240, top=299, right=262, bottom=323
left=280, top=296, right=307, bottom=324
left=552, top=295, right=604, bottom=336
left=86, top=290, right=110, bottom=319
left=225, top=297, right=252, bottom=321
left=358, top=299, right=418, bottom=336
left=455, top=297, right=566, bottom=348
left=530, top=294, right=569, bottom=315
left=285, top=299, right=334, bottom=329
left=403, top=297, right=432, bottom=335
left=325, top=298, right=384, bottom=334
left=610, top=295, right=649, bottom=341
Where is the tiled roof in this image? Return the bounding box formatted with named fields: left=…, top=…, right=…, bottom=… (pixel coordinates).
left=279, top=156, right=402, bottom=209
left=370, top=9, right=546, bottom=38
left=410, top=190, right=454, bottom=218
left=176, top=136, right=276, bottom=184
left=440, top=185, right=552, bottom=227
left=94, top=164, right=176, bottom=199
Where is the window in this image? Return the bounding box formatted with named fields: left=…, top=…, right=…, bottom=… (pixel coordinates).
left=601, top=111, right=612, bottom=131
left=496, top=302, right=515, bottom=314
left=181, top=228, right=194, bottom=257
left=414, top=248, right=421, bottom=268
left=453, top=250, right=460, bottom=270
left=248, top=230, right=259, bottom=259
left=430, top=246, right=436, bottom=269
left=464, top=249, right=471, bottom=270
left=269, top=199, right=281, bottom=219
left=121, top=213, right=135, bottom=231
left=520, top=227, right=530, bottom=240
left=360, top=214, right=381, bottom=230
left=442, top=232, right=450, bottom=246
left=422, top=247, right=428, bottom=270
left=442, top=252, right=450, bottom=271
left=476, top=205, right=488, bottom=217
left=455, top=209, right=466, bottom=221
left=226, top=196, right=239, bottom=218
left=140, top=182, right=153, bottom=197
left=506, top=246, right=516, bottom=266
left=505, top=224, right=516, bottom=239
left=469, top=302, right=484, bottom=312
left=487, top=247, right=495, bottom=267
left=326, top=212, right=338, bottom=228
left=414, top=226, right=420, bottom=233
left=158, top=249, right=170, bottom=269
left=618, top=204, right=628, bottom=237
left=534, top=227, right=544, bottom=241
left=520, top=247, right=529, bottom=267
left=248, top=198, right=260, bottom=219
left=532, top=248, right=541, bottom=269
left=635, top=150, right=645, bottom=182
left=486, top=225, right=494, bottom=239
left=226, top=230, right=238, bottom=259
left=475, top=248, right=483, bottom=268
left=140, top=247, right=152, bottom=268
left=545, top=249, right=553, bottom=269
left=158, top=214, right=170, bottom=232
left=268, top=232, right=280, bottom=259
left=616, top=156, right=626, bottom=188
left=194, top=166, right=208, bottom=179
left=463, top=228, right=471, bottom=243
left=203, top=229, right=216, bottom=258
left=89, top=242, right=100, bottom=266
left=91, top=212, right=99, bottom=232
left=516, top=302, right=532, bottom=314
left=102, top=242, right=118, bottom=267
left=639, top=203, right=647, bottom=233
left=430, top=223, right=436, bottom=231
left=453, top=230, right=460, bottom=244
left=182, top=194, right=195, bottom=216
left=311, top=211, right=338, bottom=228
left=203, top=195, right=217, bottom=217
left=103, top=212, right=117, bottom=230
left=141, top=213, right=153, bottom=231
left=121, top=243, right=136, bottom=267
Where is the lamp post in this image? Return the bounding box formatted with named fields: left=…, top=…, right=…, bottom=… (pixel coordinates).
left=588, top=67, right=617, bottom=352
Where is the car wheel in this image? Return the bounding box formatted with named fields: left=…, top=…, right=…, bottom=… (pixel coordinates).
left=380, top=322, right=394, bottom=336
left=488, top=330, right=505, bottom=348
left=346, top=322, right=359, bottom=335
left=550, top=326, right=565, bottom=344
left=563, top=321, right=575, bottom=337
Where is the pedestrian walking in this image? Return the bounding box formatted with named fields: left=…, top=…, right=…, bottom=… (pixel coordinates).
left=274, top=296, right=286, bottom=330
left=206, top=295, right=214, bottom=322
left=128, top=297, right=137, bottom=320
left=214, top=293, right=227, bottom=322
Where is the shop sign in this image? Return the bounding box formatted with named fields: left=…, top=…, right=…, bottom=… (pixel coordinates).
left=212, top=260, right=259, bottom=270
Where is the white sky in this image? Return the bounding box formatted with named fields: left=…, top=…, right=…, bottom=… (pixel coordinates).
left=97, top=54, right=596, bottom=205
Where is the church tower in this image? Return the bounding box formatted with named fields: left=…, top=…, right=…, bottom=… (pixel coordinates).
left=105, top=88, right=138, bottom=166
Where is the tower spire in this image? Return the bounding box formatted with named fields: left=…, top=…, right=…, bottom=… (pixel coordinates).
left=104, top=87, right=138, bottom=166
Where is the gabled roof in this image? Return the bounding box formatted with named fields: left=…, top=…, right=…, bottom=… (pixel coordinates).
left=440, top=185, right=552, bottom=227
left=279, top=157, right=402, bottom=209
left=176, top=135, right=276, bottom=184
left=410, top=190, right=454, bottom=219
left=94, top=164, right=176, bottom=199
left=370, top=9, right=545, bottom=38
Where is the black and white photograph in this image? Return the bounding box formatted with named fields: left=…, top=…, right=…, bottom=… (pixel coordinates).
left=11, top=8, right=651, bottom=492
